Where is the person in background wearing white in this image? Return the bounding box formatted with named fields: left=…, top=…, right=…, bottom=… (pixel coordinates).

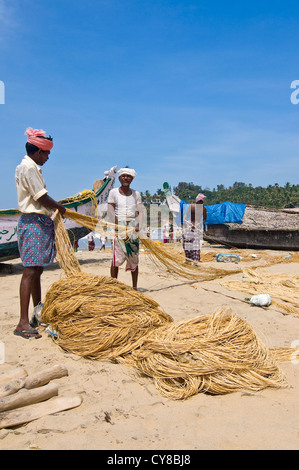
left=100, top=235, right=107, bottom=251
left=108, top=168, right=143, bottom=290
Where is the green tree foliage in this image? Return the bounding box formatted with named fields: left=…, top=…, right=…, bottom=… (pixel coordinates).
left=172, top=181, right=299, bottom=209
left=141, top=182, right=299, bottom=209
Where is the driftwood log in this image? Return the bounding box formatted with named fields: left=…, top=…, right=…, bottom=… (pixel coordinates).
left=0, top=379, right=26, bottom=399
left=0, top=395, right=82, bottom=429
left=0, top=365, right=82, bottom=429
left=0, top=383, right=59, bottom=413
left=24, top=365, right=68, bottom=389
left=0, top=365, right=68, bottom=399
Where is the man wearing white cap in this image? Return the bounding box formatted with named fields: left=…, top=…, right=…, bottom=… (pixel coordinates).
left=108, top=167, right=143, bottom=289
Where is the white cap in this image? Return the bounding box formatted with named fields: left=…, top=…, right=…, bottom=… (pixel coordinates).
left=118, top=168, right=136, bottom=179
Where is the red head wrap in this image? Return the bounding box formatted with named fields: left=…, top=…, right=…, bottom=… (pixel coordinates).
left=25, top=127, right=53, bottom=151
left=196, top=193, right=206, bottom=203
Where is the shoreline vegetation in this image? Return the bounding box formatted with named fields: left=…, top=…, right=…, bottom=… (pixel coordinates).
left=141, top=181, right=299, bottom=209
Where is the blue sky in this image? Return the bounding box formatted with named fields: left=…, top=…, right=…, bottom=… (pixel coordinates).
left=1, top=0, right=299, bottom=208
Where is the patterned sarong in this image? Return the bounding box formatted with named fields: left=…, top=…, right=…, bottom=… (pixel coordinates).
left=112, top=235, right=139, bottom=272
left=17, top=213, right=56, bottom=267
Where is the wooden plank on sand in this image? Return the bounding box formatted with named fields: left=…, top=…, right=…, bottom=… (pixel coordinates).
left=24, top=365, right=68, bottom=389
left=0, top=395, right=82, bottom=429
left=0, top=382, right=59, bottom=413
left=0, top=378, right=26, bottom=399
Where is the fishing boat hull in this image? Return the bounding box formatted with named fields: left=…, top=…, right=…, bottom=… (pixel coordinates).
left=204, top=205, right=299, bottom=251
left=0, top=166, right=117, bottom=262
left=204, top=224, right=299, bottom=251
left=163, top=183, right=299, bottom=251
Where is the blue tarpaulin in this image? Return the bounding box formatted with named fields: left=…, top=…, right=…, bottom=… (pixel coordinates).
left=205, top=201, right=246, bottom=225
left=172, top=200, right=246, bottom=227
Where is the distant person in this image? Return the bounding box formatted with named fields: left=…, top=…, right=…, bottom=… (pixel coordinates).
left=175, top=228, right=182, bottom=243
left=14, top=127, right=66, bottom=339
left=163, top=224, right=169, bottom=243
left=182, top=193, right=207, bottom=265
left=108, top=167, right=143, bottom=290
left=100, top=235, right=107, bottom=251
left=74, top=240, right=79, bottom=252
left=169, top=223, right=174, bottom=242
left=88, top=233, right=95, bottom=251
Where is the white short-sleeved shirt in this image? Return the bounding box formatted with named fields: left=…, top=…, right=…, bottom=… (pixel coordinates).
left=108, top=188, right=142, bottom=222
left=15, top=155, right=51, bottom=216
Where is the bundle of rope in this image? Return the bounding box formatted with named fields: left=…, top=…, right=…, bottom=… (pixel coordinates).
left=42, top=273, right=173, bottom=359
left=38, top=212, right=297, bottom=400
left=128, top=307, right=286, bottom=399
left=43, top=211, right=173, bottom=359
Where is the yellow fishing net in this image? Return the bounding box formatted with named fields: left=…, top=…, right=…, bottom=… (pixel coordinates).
left=59, top=190, right=98, bottom=217
left=62, top=208, right=242, bottom=281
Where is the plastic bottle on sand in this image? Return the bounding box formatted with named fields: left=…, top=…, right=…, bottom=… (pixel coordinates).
left=250, top=294, right=272, bottom=307
left=216, top=253, right=240, bottom=263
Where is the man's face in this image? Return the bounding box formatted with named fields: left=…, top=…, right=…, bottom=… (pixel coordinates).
left=32, top=149, right=50, bottom=166
left=119, top=174, right=133, bottom=186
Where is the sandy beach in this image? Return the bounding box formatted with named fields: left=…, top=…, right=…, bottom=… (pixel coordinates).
left=0, top=242, right=298, bottom=451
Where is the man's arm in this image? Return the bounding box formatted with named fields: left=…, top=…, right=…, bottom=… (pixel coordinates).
left=37, top=194, right=66, bottom=216
left=108, top=202, right=119, bottom=239
left=108, top=202, right=118, bottom=226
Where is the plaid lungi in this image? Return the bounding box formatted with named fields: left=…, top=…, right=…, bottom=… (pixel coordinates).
left=183, top=224, right=202, bottom=262
left=17, top=213, right=56, bottom=267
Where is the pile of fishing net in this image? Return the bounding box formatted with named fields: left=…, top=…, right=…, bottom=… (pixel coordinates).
left=42, top=277, right=288, bottom=399
left=39, top=212, right=296, bottom=400
left=128, top=307, right=287, bottom=399
left=42, top=273, right=172, bottom=359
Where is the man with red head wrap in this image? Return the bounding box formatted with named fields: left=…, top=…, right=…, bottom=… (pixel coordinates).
left=14, top=128, right=65, bottom=339
left=24, top=127, right=54, bottom=151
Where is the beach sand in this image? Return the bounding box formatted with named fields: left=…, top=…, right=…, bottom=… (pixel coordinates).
left=0, top=243, right=298, bottom=450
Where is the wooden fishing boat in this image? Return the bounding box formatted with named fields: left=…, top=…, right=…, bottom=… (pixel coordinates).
left=203, top=206, right=299, bottom=251
left=163, top=183, right=299, bottom=251
left=0, top=166, right=117, bottom=262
